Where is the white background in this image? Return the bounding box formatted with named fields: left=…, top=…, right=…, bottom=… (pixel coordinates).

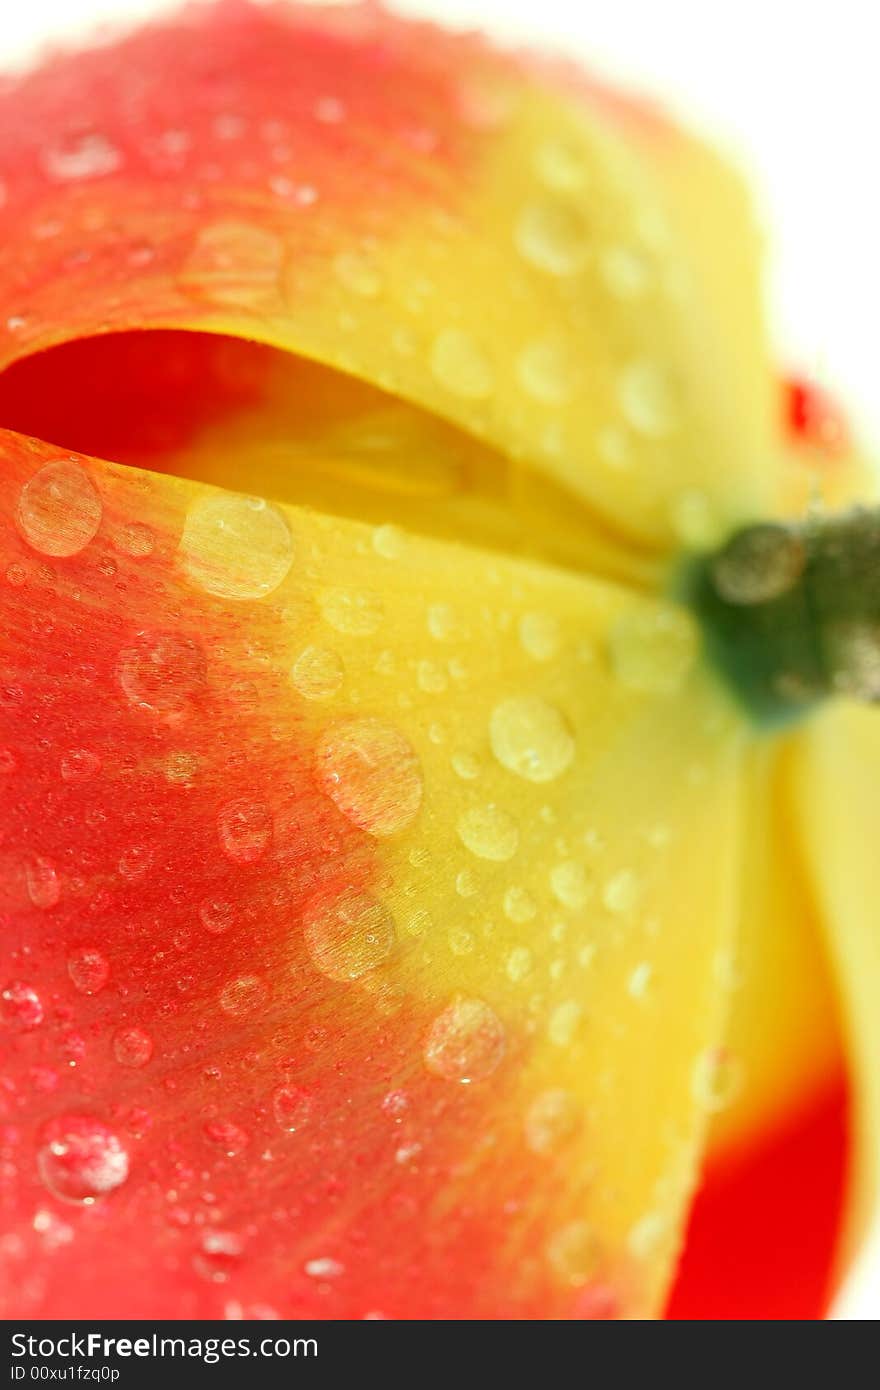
left=1, top=0, right=878, bottom=1318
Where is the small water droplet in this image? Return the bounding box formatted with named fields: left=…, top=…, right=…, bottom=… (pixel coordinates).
left=427, top=603, right=463, bottom=642
left=608, top=602, right=698, bottom=695
left=320, top=587, right=384, bottom=636
left=118, top=844, right=154, bottom=880
left=315, top=718, right=422, bottom=836
left=600, top=245, right=648, bottom=299
left=60, top=748, right=101, bottom=783
left=546, top=1220, right=599, bottom=1285
left=118, top=632, right=206, bottom=720
left=504, top=886, right=536, bottom=923
left=217, top=798, right=272, bottom=865
left=549, top=861, right=590, bottom=909
left=112, top=1025, right=154, bottom=1068
left=67, top=947, right=110, bottom=995
left=519, top=611, right=561, bottom=662
left=291, top=646, right=344, bottom=701
left=26, top=856, right=60, bottom=909
left=617, top=359, right=676, bottom=437
left=42, top=132, right=122, bottom=182
left=691, top=1047, right=743, bottom=1113
left=193, top=1229, right=243, bottom=1282
left=37, top=1116, right=129, bottom=1203
left=525, top=1089, right=579, bottom=1154
left=603, top=868, right=641, bottom=915
left=179, top=492, right=293, bottom=599
left=451, top=750, right=481, bottom=780
left=272, top=1084, right=312, bottom=1132
left=372, top=523, right=404, bottom=560
left=219, top=975, right=268, bottom=1016
left=489, top=695, right=574, bottom=783
left=515, top=201, right=589, bottom=277
left=114, top=521, right=155, bottom=557
left=180, top=221, right=284, bottom=309
left=305, top=1256, right=344, bottom=1280
left=16, top=461, right=102, bottom=558
left=333, top=249, right=382, bottom=297
left=430, top=329, right=494, bottom=400
left=534, top=137, right=589, bottom=192
left=424, top=998, right=506, bottom=1083
left=505, top=946, right=533, bottom=983
left=516, top=333, right=578, bottom=405
left=203, top=1119, right=251, bottom=1156
left=457, top=804, right=519, bottom=861
left=199, top=898, right=236, bottom=935
left=1, top=981, right=44, bottom=1029
left=303, top=889, right=395, bottom=981
left=548, top=1000, right=582, bottom=1047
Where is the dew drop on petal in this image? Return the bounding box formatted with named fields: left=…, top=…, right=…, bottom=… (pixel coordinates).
left=315, top=718, right=422, bottom=836
left=546, top=1220, right=600, bottom=1285
left=272, top=1084, right=313, bottom=1132
left=60, top=748, right=101, bottom=783
left=199, top=898, right=236, bottom=935
left=457, top=804, right=519, bottom=862
left=194, top=1230, right=243, bottom=1282
left=617, top=359, right=676, bottom=437
left=550, top=860, right=590, bottom=909
left=291, top=646, right=344, bottom=701
left=525, top=1089, right=580, bottom=1155
left=534, top=137, right=590, bottom=193
left=217, top=798, right=273, bottom=865
left=114, top=521, right=155, bottom=558
left=112, top=1026, right=154, bottom=1068
left=26, top=856, right=60, bottom=910
left=691, top=1047, right=744, bottom=1113
left=602, top=868, right=641, bottom=915
left=16, top=461, right=102, bottom=558
left=42, top=132, right=121, bottom=182
left=489, top=695, right=574, bottom=783
left=178, top=493, right=293, bottom=600
left=320, top=588, right=384, bottom=636
left=430, top=329, right=494, bottom=400
left=118, top=632, right=207, bottom=719
left=203, top=1120, right=251, bottom=1156
left=1, top=981, right=44, bottom=1030
left=180, top=221, right=284, bottom=309
left=67, top=947, right=110, bottom=995
left=519, top=611, right=561, bottom=662
left=608, top=602, right=698, bottom=696
left=219, top=974, right=268, bottom=1017
left=515, top=201, right=589, bottom=277
left=303, top=889, right=396, bottom=982
left=503, top=886, right=536, bottom=923
left=37, top=1116, right=129, bottom=1204
left=424, top=998, right=506, bottom=1083
left=516, top=333, right=578, bottom=405
left=333, top=249, right=382, bottom=297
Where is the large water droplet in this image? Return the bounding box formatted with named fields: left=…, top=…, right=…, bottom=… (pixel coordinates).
left=291, top=646, right=344, bottom=701
left=457, top=804, right=519, bottom=861
left=16, top=461, right=102, bottom=558
left=217, top=798, right=273, bottom=865
left=67, top=947, right=110, bottom=995
left=118, top=632, right=207, bottom=720
left=489, top=695, right=574, bottom=783
left=303, top=889, right=395, bottom=981
left=424, top=998, right=506, bottom=1083
left=179, top=493, right=293, bottom=599
left=37, top=1116, right=129, bottom=1204
left=430, top=329, right=494, bottom=400
left=315, top=718, right=422, bottom=836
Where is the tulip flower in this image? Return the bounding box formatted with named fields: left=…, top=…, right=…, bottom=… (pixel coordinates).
left=0, top=0, right=877, bottom=1321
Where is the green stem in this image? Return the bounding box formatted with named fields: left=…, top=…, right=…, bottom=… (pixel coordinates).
left=682, top=508, right=880, bottom=728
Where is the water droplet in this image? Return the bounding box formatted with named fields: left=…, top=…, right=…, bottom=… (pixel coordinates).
left=37, top=1116, right=129, bottom=1203
left=165, top=750, right=199, bottom=784
left=333, top=249, right=382, bottom=297
left=448, top=926, right=475, bottom=955
left=272, top=1084, right=312, bottom=1132
left=504, top=886, right=536, bottom=923
left=42, top=132, right=122, bottom=182
left=628, top=961, right=653, bottom=999
left=303, top=889, right=395, bottom=981
left=113, top=1025, right=154, bottom=1068
left=489, top=695, right=574, bottom=783
left=417, top=659, right=447, bottom=694
left=217, top=798, right=272, bottom=865
left=603, top=868, right=641, bottom=915
left=220, top=975, right=268, bottom=1016
left=711, top=524, right=805, bottom=605
left=451, top=750, right=481, bottom=780
left=315, top=718, right=422, bottom=836
left=456, top=868, right=478, bottom=896
left=534, top=137, right=589, bottom=192
left=180, top=221, right=284, bottom=309
left=549, top=860, right=590, bottom=910
left=179, top=493, right=292, bottom=599
left=26, top=856, right=60, bottom=910
left=546, top=1220, right=599, bottom=1285
left=118, top=844, right=154, bottom=880
left=600, top=245, right=648, bottom=299
left=457, top=804, right=519, bottom=861
left=60, top=748, right=101, bottom=783
left=291, top=646, right=344, bottom=701
left=670, top=490, right=724, bottom=550
left=305, top=1256, right=344, bottom=1280
left=430, top=329, right=494, bottom=400
left=372, top=523, right=404, bottom=560
left=1, top=981, right=44, bottom=1029
left=618, top=359, right=676, bottom=437
left=424, top=998, right=506, bottom=1083
left=203, top=1119, right=251, bottom=1156
left=118, top=632, right=206, bottom=719
left=16, top=461, right=102, bottom=558
left=691, top=1047, right=743, bottom=1113
left=608, top=602, right=698, bottom=695
left=194, top=1230, right=243, bottom=1282
left=199, top=898, right=236, bottom=935
left=427, top=603, right=463, bottom=642
left=505, top=945, right=533, bottom=982
left=114, top=521, right=155, bottom=557
left=67, top=947, right=110, bottom=995
left=516, top=333, right=578, bottom=405
left=525, top=1089, right=579, bottom=1154
left=519, top=611, right=561, bottom=662
left=548, top=1000, right=582, bottom=1047
left=515, top=201, right=589, bottom=277
left=320, top=587, right=384, bottom=636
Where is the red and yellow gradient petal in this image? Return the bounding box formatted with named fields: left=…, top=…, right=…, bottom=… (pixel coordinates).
left=0, top=0, right=777, bottom=574
left=2, top=431, right=743, bottom=1317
